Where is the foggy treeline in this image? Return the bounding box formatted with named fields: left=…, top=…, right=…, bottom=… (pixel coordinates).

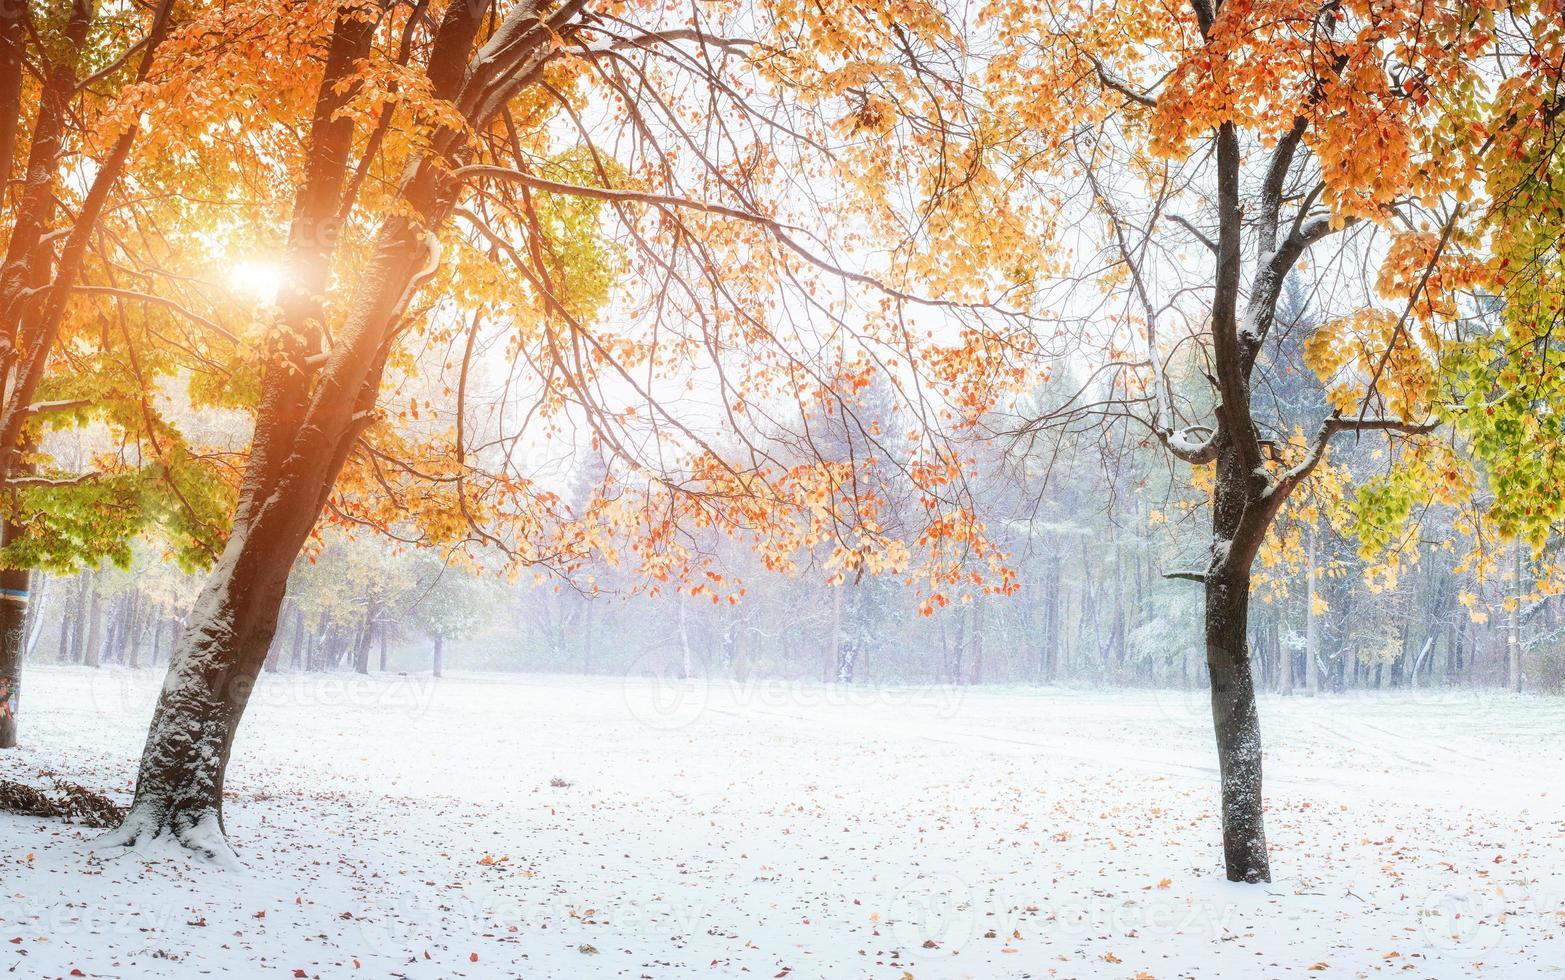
left=24, top=343, right=1560, bottom=696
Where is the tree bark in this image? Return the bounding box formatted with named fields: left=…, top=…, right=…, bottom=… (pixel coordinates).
left=82, top=571, right=102, bottom=668
left=104, top=0, right=574, bottom=861
left=1509, top=541, right=1523, bottom=693
left=102, top=483, right=328, bottom=860
left=1039, top=556, right=1060, bottom=684
left=0, top=2, right=27, bottom=193
left=0, top=519, right=27, bottom=747
left=290, top=606, right=305, bottom=670
left=69, top=571, right=87, bottom=662
left=1304, top=528, right=1319, bottom=694
left=125, top=591, right=143, bottom=668
left=1204, top=566, right=1269, bottom=883
left=1200, top=434, right=1273, bottom=884
left=351, top=604, right=375, bottom=675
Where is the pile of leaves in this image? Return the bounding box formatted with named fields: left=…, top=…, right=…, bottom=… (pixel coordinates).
left=0, top=771, right=125, bottom=828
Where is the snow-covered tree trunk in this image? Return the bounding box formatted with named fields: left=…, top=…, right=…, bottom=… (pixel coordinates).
left=0, top=519, right=26, bottom=748
left=106, top=142, right=448, bottom=863
left=102, top=474, right=326, bottom=861
left=835, top=639, right=857, bottom=683
left=102, top=0, right=604, bottom=862
left=1204, top=570, right=1268, bottom=881
left=1279, top=617, right=1294, bottom=696
left=1204, top=446, right=1269, bottom=883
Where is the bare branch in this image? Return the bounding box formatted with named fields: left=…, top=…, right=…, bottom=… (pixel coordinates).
left=1168, top=214, right=1216, bottom=254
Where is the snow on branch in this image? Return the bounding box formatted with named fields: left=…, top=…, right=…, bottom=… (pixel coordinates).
left=1267, top=413, right=1439, bottom=502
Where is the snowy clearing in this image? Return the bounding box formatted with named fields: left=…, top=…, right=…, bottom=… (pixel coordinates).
left=2, top=665, right=1563, bottom=978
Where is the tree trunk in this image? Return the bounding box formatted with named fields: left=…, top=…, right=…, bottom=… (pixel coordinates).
left=948, top=605, right=966, bottom=685
left=969, top=595, right=985, bottom=685
left=1204, top=567, right=1270, bottom=882
left=0, top=519, right=27, bottom=748
left=1509, top=541, right=1524, bottom=693
left=125, top=591, right=143, bottom=669
left=432, top=634, right=444, bottom=678
left=377, top=620, right=388, bottom=672
left=677, top=594, right=694, bottom=680
left=351, top=605, right=375, bottom=675
left=290, top=605, right=304, bottom=670
left=69, top=571, right=87, bottom=662
left=57, top=594, right=71, bottom=662
left=100, top=594, right=125, bottom=666
left=102, top=484, right=323, bottom=860
left=104, top=0, right=551, bottom=860
left=263, top=600, right=288, bottom=673
left=82, top=572, right=102, bottom=668
left=1279, top=609, right=1294, bottom=696
left=1041, top=558, right=1060, bottom=684
left=826, top=582, right=842, bottom=682
left=1304, top=528, right=1319, bottom=694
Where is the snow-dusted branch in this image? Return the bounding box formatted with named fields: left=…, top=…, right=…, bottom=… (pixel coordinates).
left=1267, top=413, right=1439, bottom=502
left=24, top=399, right=90, bottom=417
left=9, top=471, right=100, bottom=489
left=1158, top=423, right=1221, bottom=464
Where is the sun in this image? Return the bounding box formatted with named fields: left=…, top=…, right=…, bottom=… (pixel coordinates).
left=228, top=260, right=284, bottom=304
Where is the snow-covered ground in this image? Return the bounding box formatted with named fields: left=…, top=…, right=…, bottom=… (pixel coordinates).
left=1, top=665, right=1563, bottom=978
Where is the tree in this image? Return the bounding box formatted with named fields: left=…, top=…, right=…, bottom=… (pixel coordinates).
left=410, top=557, right=490, bottom=678
left=970, top=0, right=1492, bottom=880
left=108, top=0, right=1013, bottom=858
left=0, top=1, right=245, bottom=747
left=0, top=1, right=174, bottom=745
